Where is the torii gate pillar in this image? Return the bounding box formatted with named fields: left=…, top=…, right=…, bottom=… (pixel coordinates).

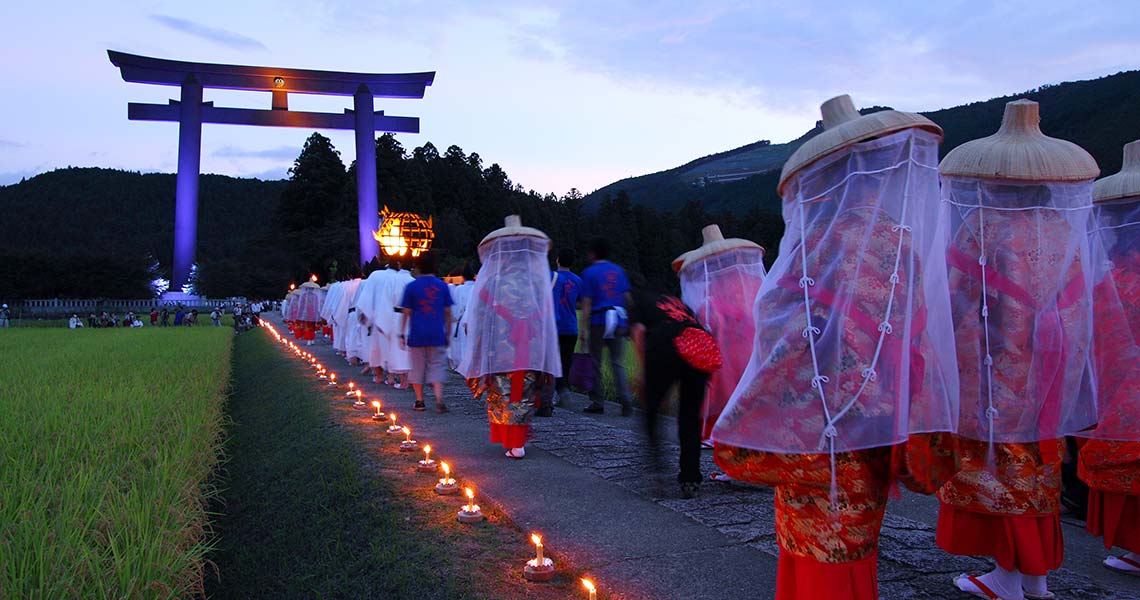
left=174, top=78, right=204, bottom=292
left=353, top=87, right=380, bottom=267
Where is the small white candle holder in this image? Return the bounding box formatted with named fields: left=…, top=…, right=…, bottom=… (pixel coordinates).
left=370, top=401, right=385, bottom=421
left=435, top=478, right=459, bottom=495
left=523, top=558, right=555, bottom=582
left=457, top=488, right=485, bottom=523
left=386, top=416, right=401, bottom=434
left=457, top=505, right=484, bottom=523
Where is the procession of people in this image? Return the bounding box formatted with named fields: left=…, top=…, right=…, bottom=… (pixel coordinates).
left=268, top=96, right=1140, bottom=600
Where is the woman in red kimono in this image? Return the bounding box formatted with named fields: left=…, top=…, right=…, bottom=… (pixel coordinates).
left=936, top=100, right=1100, bottom=600
left=675, top=225, right=765, bottom=445
left=459, top=216, right=561, bottom=459
left=713, top=95, right=959, bottom=600
left=1079, top=139, right=1140, bottom=575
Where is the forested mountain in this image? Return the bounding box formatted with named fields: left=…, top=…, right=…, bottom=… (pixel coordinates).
left=2, top=69, right=1138, bottom=300
left=584, top=69, right=1140, bottom=214
left=0, top=137, right=771, bottom=300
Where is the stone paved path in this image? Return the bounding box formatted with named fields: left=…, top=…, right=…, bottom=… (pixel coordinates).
left=268, top=315, right=1138, bottom=600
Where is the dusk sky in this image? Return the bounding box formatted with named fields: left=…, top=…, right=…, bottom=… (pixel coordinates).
left=1, top=1, right=1138, bottom=195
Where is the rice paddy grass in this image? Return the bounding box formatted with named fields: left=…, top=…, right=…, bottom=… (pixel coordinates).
left=0, top=326, right=233, bottom=599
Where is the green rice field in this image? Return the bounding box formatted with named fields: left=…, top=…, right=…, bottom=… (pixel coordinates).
left=0, top=327, right=233, bottom=599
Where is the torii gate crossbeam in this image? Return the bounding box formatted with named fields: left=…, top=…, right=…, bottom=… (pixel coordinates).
left=108, top=50, right=435, bottom=294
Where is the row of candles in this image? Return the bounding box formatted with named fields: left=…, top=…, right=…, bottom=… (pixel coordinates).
left=263, top=322, right=601, bottom=598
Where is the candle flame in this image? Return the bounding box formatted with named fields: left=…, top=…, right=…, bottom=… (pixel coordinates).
left=402, top=426, right=411, bottom=435
left=371, top=400, right=381, bottom=408
left=390, top=414, right=397, bottom=423
left=423, top=444, right=431, bottom=455
left=441, top=462, right=450, bottom=476
left=348, top=382, right=355, bottom=389
left=465, top=487, right=474, bottom=500
left=531, top=533, right=542, bottom=546
left=582, top=579, right=596, bottom=593
left=356, top=390, right=362, bottom=399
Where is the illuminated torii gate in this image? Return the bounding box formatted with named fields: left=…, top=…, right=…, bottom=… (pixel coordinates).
left=108, top=50, right=435, bottom=294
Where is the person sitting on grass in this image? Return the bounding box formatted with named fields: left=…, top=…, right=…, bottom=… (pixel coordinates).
left=399, top=252, right=453, bottom=413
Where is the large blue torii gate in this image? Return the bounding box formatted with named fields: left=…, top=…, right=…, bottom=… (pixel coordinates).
left=108, top=50, right=435, bottom=294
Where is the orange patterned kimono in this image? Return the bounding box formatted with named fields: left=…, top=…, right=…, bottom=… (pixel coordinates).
left=937, top=208, right=1091, bottom=574
left=1079, top=255, right=1140, bottom=552
left=716, top=447, right=890, bottom=600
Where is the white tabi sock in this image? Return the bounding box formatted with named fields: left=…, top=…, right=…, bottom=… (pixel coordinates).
left=955, top=566, right=1023, bottom=600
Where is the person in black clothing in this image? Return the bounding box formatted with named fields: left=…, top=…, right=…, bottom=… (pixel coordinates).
left=630, top=289, right=711, bottom=499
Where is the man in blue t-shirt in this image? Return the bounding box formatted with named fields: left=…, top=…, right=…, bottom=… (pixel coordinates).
left=549, top=246, right=582, bottom=412
left=578, top=236, right=633, bottom=415
left=399, top=252, right=454, bottom=412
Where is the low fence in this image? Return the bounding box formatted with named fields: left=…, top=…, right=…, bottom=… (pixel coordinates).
left=11, top=297, right=250, bottom=320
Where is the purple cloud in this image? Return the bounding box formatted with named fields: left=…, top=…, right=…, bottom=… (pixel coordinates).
left=150, top=15, right=267, bottom=51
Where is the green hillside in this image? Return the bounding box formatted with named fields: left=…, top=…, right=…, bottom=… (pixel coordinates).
left=585, top=70, right=1140, bottom=214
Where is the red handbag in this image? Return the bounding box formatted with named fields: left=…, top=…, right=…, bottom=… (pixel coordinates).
left=673, top=327, right=724, bottom=374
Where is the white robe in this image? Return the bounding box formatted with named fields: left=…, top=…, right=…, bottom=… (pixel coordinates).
left=320, top=282, right=344, bottom=344
left=331, top=279, right=360, bottom=353
left=447, top=281, right=476, bottom=370
left=345, top=278, right=371, bottom=361
left=353, top=270, right=390, bottom=368
left=377, top=269, right=414, bottom=373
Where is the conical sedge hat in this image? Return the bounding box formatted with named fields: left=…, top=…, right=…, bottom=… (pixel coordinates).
left=939, top=99, right=1098, bottom=182
left=673, top=225, right=764, bottom=273
left=779, top=94, right=942, bottom=195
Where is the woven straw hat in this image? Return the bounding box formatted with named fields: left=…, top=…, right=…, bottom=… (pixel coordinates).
left=939, top=99, right=1099, bottom=182
left=478, top=215, right=551, bottom=249
left=1094, top=140, right=1140, bottom=204
left=673, top=225, right=764, bottom=273
left=779, top=95, right=942, bottom=195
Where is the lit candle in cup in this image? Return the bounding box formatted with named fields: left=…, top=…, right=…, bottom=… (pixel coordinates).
left=435, top=461, right=458, bottom=494
left=387, top=413, right=401, bottom=434
left=523, top=532, right=554, bottom=580
left=371, top=400, right=385, bottom=420
left=417, top=444, right=437, bottom=471
left=345, top=381, right=356, bottom=397
left=456, top=487, right=483, bottom=521
left=354, top=389, right=365, bottom=407
left=327, top=372, right=337, bottom=386
left=399, top=426, right=417, bottom=451
left=582, top=579, right=597, bottom=600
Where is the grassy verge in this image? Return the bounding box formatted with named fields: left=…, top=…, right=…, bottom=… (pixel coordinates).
left=208, top=330, right=577, bottom=599
left=0, top=327, right=232, bottom=598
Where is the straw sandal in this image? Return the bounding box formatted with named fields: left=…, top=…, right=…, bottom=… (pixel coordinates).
left=1023, top=589, right=1054, bottom=599
left=952, top=574, right=1002, bottom=599
left=1105, top=555, right=1140, bottom=576
left=505, top=448, right=525, bottom=459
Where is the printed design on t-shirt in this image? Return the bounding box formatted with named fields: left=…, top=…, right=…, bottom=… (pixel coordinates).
left=419, top=284, right=439, bottom=316
left=560, top=281, right=575, bottom=307
left=658, top=296, right=697, bottom=325
left=601, top=270, right=620, bottom=302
